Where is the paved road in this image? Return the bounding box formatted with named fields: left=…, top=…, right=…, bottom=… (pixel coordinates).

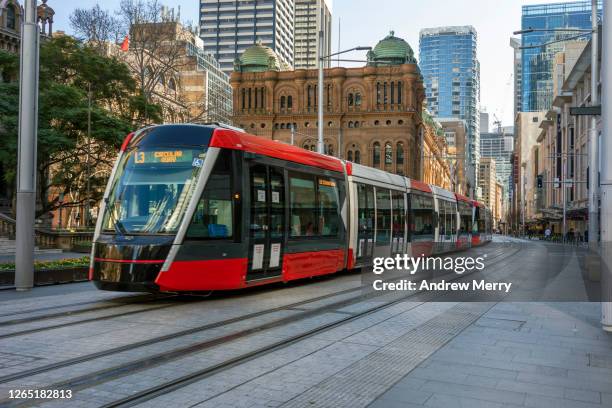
left=0, top=237, right=609, bottom=408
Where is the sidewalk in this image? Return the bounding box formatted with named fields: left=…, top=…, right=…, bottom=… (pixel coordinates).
left=370, top=302, right=612, bottom=408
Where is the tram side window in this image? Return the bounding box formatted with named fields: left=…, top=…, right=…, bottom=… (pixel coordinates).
left=375, top=188, right=391, bottom=245
left=410, top=193, right=434, bottom=236
left=357, top=183, right=375, bottom=243
left=391, top=190, right=405, bottom=241
left=187, top=152, right=233, bottom=239
left=289, top=173, right=317, bottom=237
left=459, top=202, right=472, bottom=234
left=289, top=173, right=340, bottom=238
left=318, top=178, right=340, bottom=236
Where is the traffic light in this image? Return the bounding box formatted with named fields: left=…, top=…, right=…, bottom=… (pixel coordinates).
left=537, top=175, right=543, bottom=189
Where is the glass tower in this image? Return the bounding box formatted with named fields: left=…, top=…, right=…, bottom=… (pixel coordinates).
left=521, top=1, right=601, bottom=112
left=419, top=26, right=480, bottom=194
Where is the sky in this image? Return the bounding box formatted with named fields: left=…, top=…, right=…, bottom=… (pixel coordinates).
left=51, top=0, right=578, bottom=130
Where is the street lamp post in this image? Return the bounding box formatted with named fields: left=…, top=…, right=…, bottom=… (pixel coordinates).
left=15, top=0, right=39, bottom=291
left=589, top=0, right=599, bottom=253
left=317, top=46, right=372, bottom=154
left=601, top=0, right=612, bottom=331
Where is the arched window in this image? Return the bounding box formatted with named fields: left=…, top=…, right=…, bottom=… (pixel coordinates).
left=355, top=93, right=362, bottom=106
left=348, top=93, right=354, bottom=106
left=158, top=73, right=165, bottom=86
left=168, top=77, right=176, bottom=91
left=328, top=144, right=334, bottom=156
left=254, top=88, right=259, bottom=108
left=241, top=88, right=246, bottom=110
left=355, top=150, right=361, bottom=164
left=307, top=85, right=312, bottom=107
left=348, top=121, right=354, bottom=128
left=373, top=142, right=381, bottom=167
left=385, top=142, right=393, bottom=165
left=248, top=88, right=252, bottom=109
left=390, top=81, right=395, bottom=104
left=287, top=95, right=293, bottom=108
left=260, top=87, right=265, bottom=108
left=274, top=123, right=279, bottom=130
left=376, top=82, right=381, bottom=105
left=354, top=121, right=360, bottom=128
left=347, top=150, right=353, bottom=161
left=280, top=123, right=286, bottom=129
left=6, top=6, right=16, bottom=30
left=280, top=96, right=286, bottom=109
left=397, top=81, right=402, bottom=104
left=396, top=142, right=404, bottom=165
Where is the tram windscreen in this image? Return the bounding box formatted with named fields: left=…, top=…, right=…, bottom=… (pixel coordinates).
left=102, top=147, right=206, bottom=234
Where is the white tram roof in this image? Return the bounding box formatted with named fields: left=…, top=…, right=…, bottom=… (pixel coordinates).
left=430, top=185, right=456, bottom=202
left=349, top=162, right=408, bottom=190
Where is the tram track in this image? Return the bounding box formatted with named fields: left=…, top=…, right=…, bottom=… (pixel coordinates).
left=0, top=242, right=521, bottom=408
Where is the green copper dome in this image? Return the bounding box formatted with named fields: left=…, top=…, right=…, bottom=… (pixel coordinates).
left=368, top=31, right=416, bottom=66
left=234, top=42, right=287, bottom=72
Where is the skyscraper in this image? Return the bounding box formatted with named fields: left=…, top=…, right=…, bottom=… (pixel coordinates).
left=294, top=0, right=332, bottom=69
left=199, top=0, right=295, bottom=74
left=419, top=26, right=480, bottom=196
left=509, top=37, right=522, bottom=120
left=520, top=1, right=600, bottom=112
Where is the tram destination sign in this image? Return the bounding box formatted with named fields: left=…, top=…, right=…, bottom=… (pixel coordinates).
left=133, top=149, right=195, bottom=165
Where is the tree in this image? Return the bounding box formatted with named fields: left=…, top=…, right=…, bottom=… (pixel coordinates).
left=0, top=37, right=162, bottom=220
left=69, top=4, right=122, bottom=51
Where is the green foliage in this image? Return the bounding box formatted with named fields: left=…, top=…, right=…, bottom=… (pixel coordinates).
left=0, top=256, right=90, bottom=271
left=0, top=37, right=162, bottom=218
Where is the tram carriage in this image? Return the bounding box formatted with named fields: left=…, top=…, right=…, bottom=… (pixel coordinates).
left=91, top=124, right=491, bottom=293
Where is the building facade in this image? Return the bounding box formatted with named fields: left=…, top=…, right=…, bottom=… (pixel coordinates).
left=510, top=37, right=522, bottom=121
left=230, top=33, right=439, bottom=182
left=419, top=25, right=480, bottom=197
left=294, top=0, right=332, bottom=69
left=436, top=118, right=468, bottom=195
left=480, top=127, right=514, bottom=208
left=199, top=0, right=295, bottom=74
left=0, top=0, right=54, bottom=55
left=520, top=1, right=600, bottom=112
left=479, top=157, right=498, bottom=224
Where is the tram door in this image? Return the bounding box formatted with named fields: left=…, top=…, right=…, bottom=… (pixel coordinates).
left=356, top=183, right=375, bottom=265
left=247, top=164, right=285, bottom=281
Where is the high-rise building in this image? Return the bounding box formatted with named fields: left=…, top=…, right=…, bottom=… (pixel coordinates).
left=294, top=0, right=332, bottom=69
left=419, top=25, right=480, bottom=197
left=199, top=0, right=295, bottom=74
left=480, top=127, right=514, bottom=208
left=520, top=1, right=600, bottom=112
left=509, top=37, right=522, bottom=120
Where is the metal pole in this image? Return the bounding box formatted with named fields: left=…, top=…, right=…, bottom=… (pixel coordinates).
left=563, top=152, right=567, bottom=244
left=590, top=0, right=600, bottom=252
left=85, top=83, right=92, bottom=227
left=601, top=0, right=612, bottom=331
left=317, top=28, right=324, bottom=154
left=522, top=174, right=526, bottom=237
left=15, top=0, right=39, bottom=291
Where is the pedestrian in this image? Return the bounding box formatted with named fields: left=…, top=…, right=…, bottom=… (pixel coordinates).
left=544, top=227, right=551, bottom=241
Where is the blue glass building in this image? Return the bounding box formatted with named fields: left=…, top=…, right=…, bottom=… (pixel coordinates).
left=419, top=26, right=480, bottom=193
left=521, top=1, right=601, bottom=112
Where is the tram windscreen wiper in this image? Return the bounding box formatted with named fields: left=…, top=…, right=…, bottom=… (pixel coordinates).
left=104, top=197, right=128, bottom=235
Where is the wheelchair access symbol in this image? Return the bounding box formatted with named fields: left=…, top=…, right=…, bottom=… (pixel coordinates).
left=192, top=158, right=204, bottom=167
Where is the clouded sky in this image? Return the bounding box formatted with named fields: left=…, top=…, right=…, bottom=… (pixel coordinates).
left=52, top=0, right=580, bottom=129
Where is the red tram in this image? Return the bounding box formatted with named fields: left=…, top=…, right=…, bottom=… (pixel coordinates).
left=91, top=124, right=492, bottom=292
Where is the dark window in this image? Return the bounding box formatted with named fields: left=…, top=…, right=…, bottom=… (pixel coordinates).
left=347, top=150, right=353, bottom=161
left=287, top=95, right=293, bottom=108
left=289, top=173, right=340, bottom=238
left=241, top=89, right=246, bottom=110
left=376, top=188, right=391, bottom=245
left=289, top=173, right=317, bottom=237
left=392, top=190, right=405, bottom=252
left=307, top=85, right=312, bottom=107
left=356, top=183, right=375, bottom=259
left=373, top=142, right=381, bottom=167
left=396, top=142, right=404, bottom=165
left=397, top=81, right=402, bottom=104
left=280, top=95, right=286, bottom=109
left=383, top=82, right=388, bottom=104
left=384, top=143, right=392, bottom=165
left=6, top=6, right=16, bottom=30
left=410, top=193, right=434, bottom=237
left=187, top=151, right=233, bottom=239
left=354, top=150, right=361, bottom=164
left=355, top=93, right=362, bottom=106
left=348, top=93, right=354, bottom=106
left=391, top=81, right=395, bottom=104
left=248, top=88, right=252, bottom=109
left=376, top=82, right=381, bottom=105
